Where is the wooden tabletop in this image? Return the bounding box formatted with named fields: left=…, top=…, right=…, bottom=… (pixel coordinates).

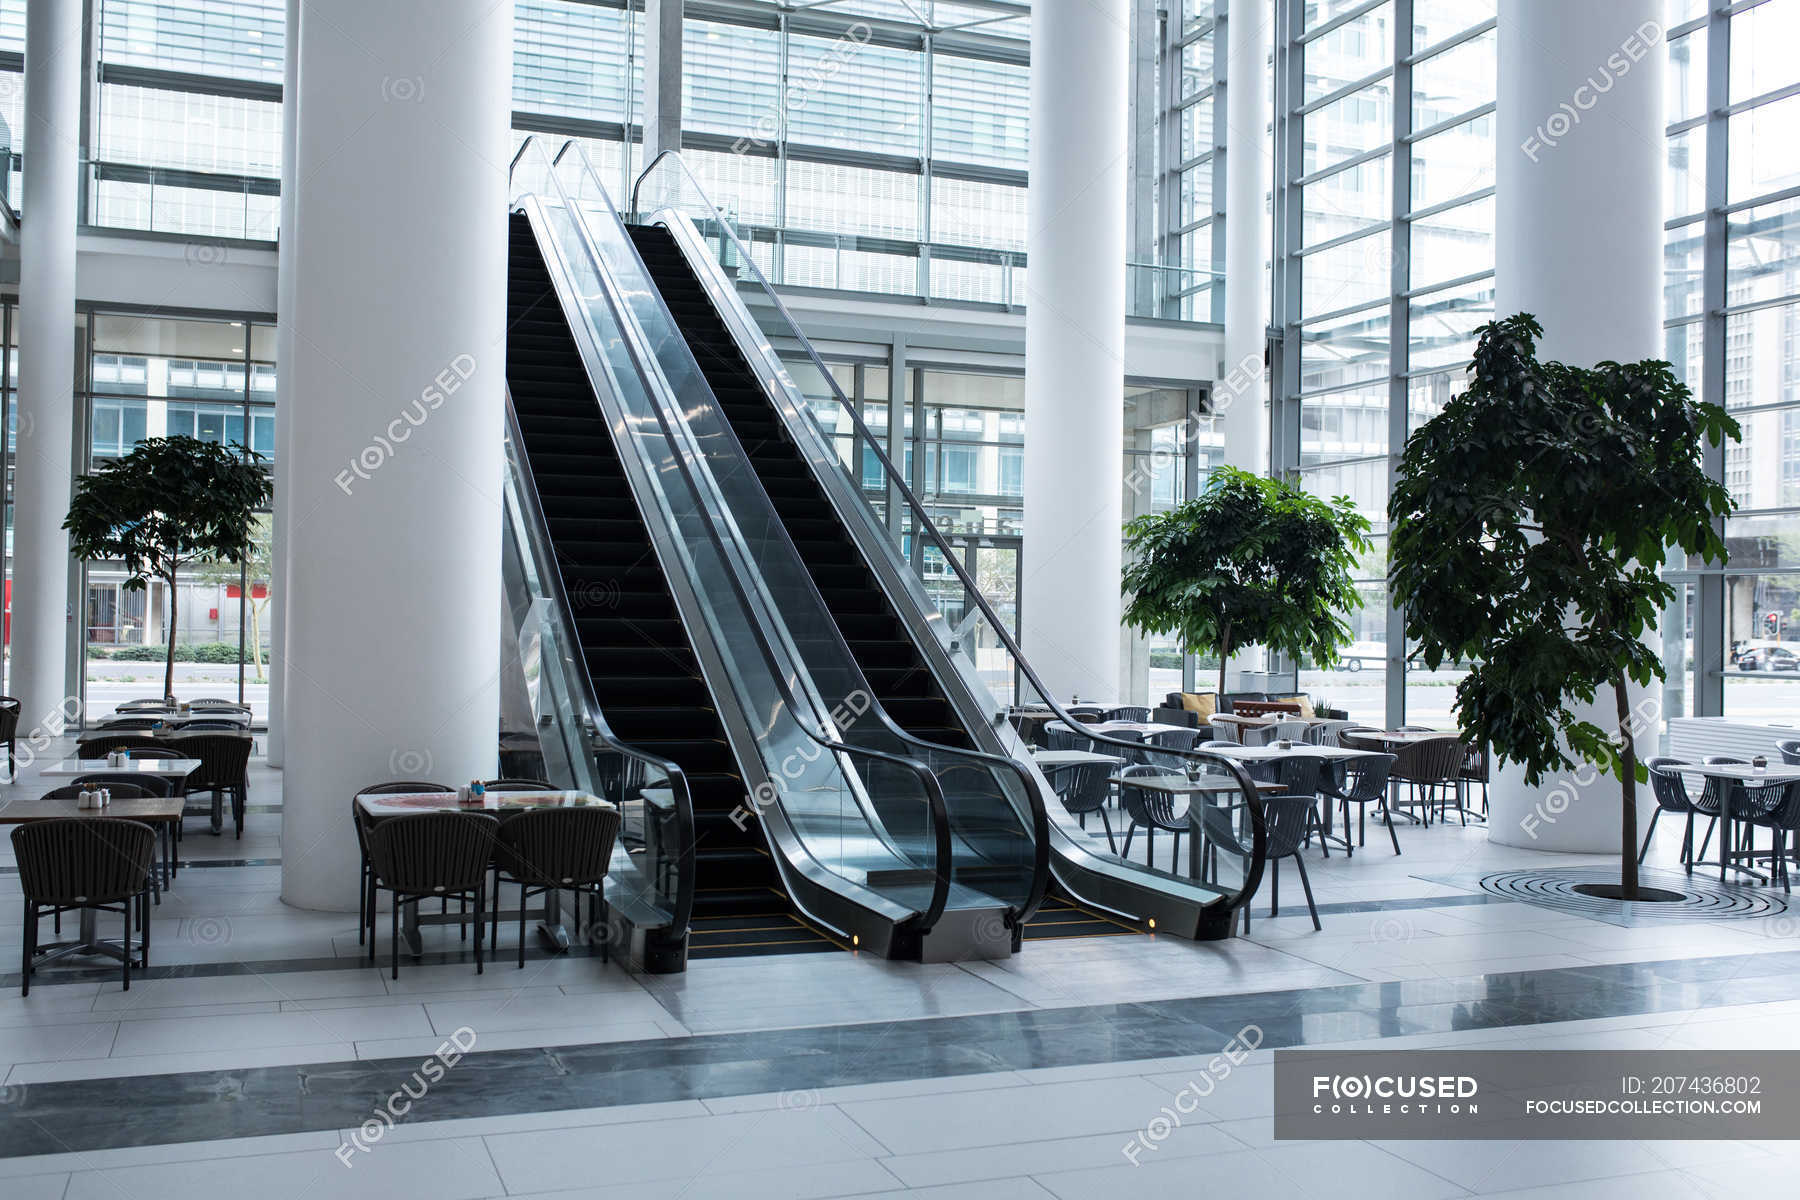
left=0, top=794, right=184, bottom=824
left=1110, top=773, right=1282, bottom=796
left=41, top=758, right=200, bottom=777
left=356, top=790, right=615, bottom=818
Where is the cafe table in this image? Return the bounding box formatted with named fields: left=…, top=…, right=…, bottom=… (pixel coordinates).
left=0, top=793, right=183, bottom=954
left=1032, top=749, right=1127, bottom=769
left=1662, top=762, right=1800, bottom=883
left=355, top=789, right=615, bottom=955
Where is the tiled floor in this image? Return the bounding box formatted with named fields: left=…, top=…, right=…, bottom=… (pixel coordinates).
left=0, top=744, right=1795, bottom=1197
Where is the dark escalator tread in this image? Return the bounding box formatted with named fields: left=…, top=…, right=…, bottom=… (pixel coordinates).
left=1021, top=897, right=1143, bottom=941
left=627, top=220, right=976, bottom=762
left=509, top=213, right=818, bottom=932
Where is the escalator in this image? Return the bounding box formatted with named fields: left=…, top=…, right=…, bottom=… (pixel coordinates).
left=622, top=151, right=1268, bottom=941
left=506, top=138, right=1027, bottom=966
left=506, top=217, right=835, bottom=956
left=628, top=224, right=973, bottom=754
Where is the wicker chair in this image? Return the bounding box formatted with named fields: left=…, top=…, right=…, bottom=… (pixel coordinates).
left=186, top=699, right=251, bottom=713
left=116, top=698, right=174, bottom=713
left=98, top=716, right=168, bottom=731
left=1460, top=744, right=1491, bottom=818
left=1103, top=706, right=1151, bottom=724
left=482, top=778, right=556, bottom=791
left=1045, top=726, right=1094, bottom=753
left=1337, top=727, right=1384, bottom=752
left=1390, top=737, right=1468, bottom=826
left=355, top=781, right=454, bottom=948
left=1133, top=728, right=1200, bottom=771
left=172, top=733, right=253, bottom=837
left=1118, top=764, right=1189, bottom=873
left=54, top=779, right=162, bottom=799
left=365, top=811, right=499, bottom=979
left=1045, top=760, right=1117, bottom=850
left=171, top=716, right=251, bottom=731
left=491, top=805, right=621, bottom=967
left=1201, top=792, right=1321, bottom=932
left=1749, top=781, right=1800, bottom=891
left=13, top=818, right=157, bottom=994
left=0, top=696, right=18, bottom=779
left=1321, top=752, right=1401, bottom=856
left=1642, top=757, right=1701, bottom=866
left=1700, top=756, right=1788, bottom=884
left=76, top=733, right=182, bottom=761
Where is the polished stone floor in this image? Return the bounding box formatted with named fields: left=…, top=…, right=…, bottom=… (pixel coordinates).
left=0, top=744, right=1796, bottom=1197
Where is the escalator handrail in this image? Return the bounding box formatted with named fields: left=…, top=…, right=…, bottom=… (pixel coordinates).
left=513, top=159, right=956, bottom=936
left=631, top=149, right=1269, bottom=913
left=501, top=388, right=698, bottom=938
left=556, top=142, right=1051, bottom=931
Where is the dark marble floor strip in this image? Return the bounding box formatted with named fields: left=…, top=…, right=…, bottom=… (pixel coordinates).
left=5, top=946, right=1800, bottom=1159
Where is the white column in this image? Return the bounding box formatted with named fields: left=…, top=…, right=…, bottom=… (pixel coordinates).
left=1488, top=0, right=1664, bottom=851
left=266, top=0, right=300, bottom=767
left=281, top=0, right=511, bottom=910
left=12, top=0, right=82, bottom=727
left=1021, top=0, right=1128, bottom=702
left=643, top=0, right=683, bottom=165
left=1221, top=0, right=1270, bottom=475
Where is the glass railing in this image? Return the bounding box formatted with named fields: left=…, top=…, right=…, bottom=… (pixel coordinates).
left=633, top=150, right=1268, bottom=929
left=554, top=142, right=1048, bottom=930
left=513, top=138, right=966, bottom=950
left=84, top=159, right=280, bottom=241
left=500, top=404, right=694, bottom=965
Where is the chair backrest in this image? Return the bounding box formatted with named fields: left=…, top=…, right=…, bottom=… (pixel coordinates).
left=173, top=718, right=249, bottom=731
left=360, top=780, right=454, bottom=795
left=1644, top=757, right=1694, bottom=813
left=0, top=696, right=19, bottom=739
left=1261, top=793, right=1317, bottom=859
left=1271, top=756, right=1323, bottom=798
left=1239, top=723, right=1278, bottom=748
left=1104, top=706, right=1150, bottom=723
left=187, top=699, right=252, bottom=712
left=1393, top=736, right=1468, bottom=783
left=42, top=781, right=161, bottom=800
left=1048, top=760, right=1113, bottom=816
left=366, top=811, right=499, bottom=894
left=99, top=716, right=166, bottom=731
left=1269, top=719, right=1310, bottom=742
left=1779, top=740, right=1800, bottom=767
left=66, top=774, right=171, bottom=798
left=1148, top=728, right=1200, bottom=751
left=169, top=733, right=252, bottom=790
left=1201, top=740, right=1239, bottom=749
left=1046, top=727, right=1092, bottom=753
left=123, top=741, right=186, bottom=760
left=1331, top=752, right=1396, bottom=802
left=498, top=805, right=622, bottom=887
left=1116, top=764, right=1184, bottom=832
left=117, top=698, right=174, bottom=713
left=1337, top=727, right=1383, bottom=751
left=11, top=818, right=157, bottom=904
left=483, top=777, right=555, bottom=792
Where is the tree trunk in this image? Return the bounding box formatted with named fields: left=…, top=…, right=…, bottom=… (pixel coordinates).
left=164, top=573, right=179, bottom=702
left=1217, top=624, right=1232, bottom=702
left=249, top=597, right=265, bottom=682
left=1613, top=673, right=1639, bottom=900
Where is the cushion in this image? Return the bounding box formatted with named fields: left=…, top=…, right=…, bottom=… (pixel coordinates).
left=1176, top=692, right=1218, bottom=721
left=1277, top=695, right=1317, bottom=718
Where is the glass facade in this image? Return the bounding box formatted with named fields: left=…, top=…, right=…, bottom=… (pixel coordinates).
left=1275, top=0, right=1497, bottom=726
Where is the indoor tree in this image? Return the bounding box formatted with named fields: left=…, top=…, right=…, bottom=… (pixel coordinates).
left=1122, top=466, right=1372, bottom=701
left=1389, top=314, right=1738, bottom=900
left=66, top=436, right=273, bottom=701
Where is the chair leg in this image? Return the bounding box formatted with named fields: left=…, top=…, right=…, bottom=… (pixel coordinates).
left=358, top=858, right=368, bottom=946
left=1292, top=853, right=1321, bottom=931
left=519, top=882, right=528, bottom=970
left=475, top=884, right=485, bottom=975
left=1121, top=825, right=1135, bottom=858
left=391, top=897, right=401, bottom=981
left=1637, top=807, right=1662, bottom=865
left=122, top=906, right=131, bottom=991
left=1269, top=858, right=1280, bottom=918
left=1098, top=809, right=1116, bottom=852
left=21, top=902, right=34, bottom=997
left=1383, top=801, right=1402, bottom=855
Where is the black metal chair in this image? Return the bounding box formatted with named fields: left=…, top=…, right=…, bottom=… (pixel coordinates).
left=355, top=781, right=454, bottom=948
left=0, top=696, right=18, bottom=780
left=1322, top=752, right=1402, bottom=856
left=1642, top=757, right=1701, bottom=866
left=1700, top=756, right=1789, bottom=883
left=1391, top=736, right=1469, bottom=826
left=171, top=733, right=254, bottom=837
left=364, top=811, right=498, bottom=979
left=1046, top=760, right=1117, bottom=850
left=1045, top=726, right=1094, bottom=754
left=1133, top=729, right=1199, bottom=770
left=1199, top=791, right=1321, bottom=932
left=492, top=805, right=621, bottom=967
left=1749, top=781, right=1800, bottom=892
left=1118, top=764, right=1189, bottom=873
left=13, top=818, right=157, bottom=994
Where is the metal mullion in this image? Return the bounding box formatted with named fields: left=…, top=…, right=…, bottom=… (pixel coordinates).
left=1399, top=267, right=1493, bottom=302
left=774, top=12, right=789, bottom=284
left=1275, top=0, right=1306, bottom=491
left=1295, top=293, right=1389, bottom=329
left=1294, top=0, right=1386, bottom=46
left=919, top=31, right=933, bottom=299
left=1293, top=221, right=1389, bottom=260
left=1295, top=63, right=1396, bottom=119
left=1386, top=0, right=1414, bottom=728
left=1406, top=100, right=1496, bottom=145
left=1175, top=84, right=1216, bottom=110
left=1292, top=142, right=1392, bottom=190
left=1208, top=3, right=1227, bottom=323
left=1402, top=18, right=1496, bottom=68
left=1697, top=1, right=1731, bottom=718
left=1721, top=290, right=1800, bottom=320
left=1300, top=372, right=1393, bottom=402
left=1720, top=180, right=1800, bottom=216
left=1720, top=78, right=1800, bottom=119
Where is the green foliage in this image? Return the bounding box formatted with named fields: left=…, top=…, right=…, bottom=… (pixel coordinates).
left=1389, top=313, right=1738, bottom=896
left=1121, top=466, right=1373, bottom=697
left=65, top=436, right=272, bottom=695
left=89, top=642, right=248, bottom=664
